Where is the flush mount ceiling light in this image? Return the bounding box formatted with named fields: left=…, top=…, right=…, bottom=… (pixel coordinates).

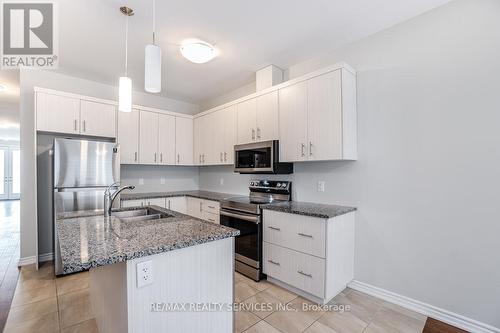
left=144, top=0, right=161, bottom=93
left=118, top=6, right=134, bottom=113
left=180, top=41, right=217, bottom=64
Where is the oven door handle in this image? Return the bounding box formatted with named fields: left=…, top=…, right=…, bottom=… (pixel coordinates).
left=220, top=209, right=260, bottom=224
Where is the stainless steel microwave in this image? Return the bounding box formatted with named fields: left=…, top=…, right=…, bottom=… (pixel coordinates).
left=234, top=140, right=293, bottom=174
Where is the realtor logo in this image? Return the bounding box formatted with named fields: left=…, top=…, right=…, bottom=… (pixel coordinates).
left=1, top=1, right=58, bottom=68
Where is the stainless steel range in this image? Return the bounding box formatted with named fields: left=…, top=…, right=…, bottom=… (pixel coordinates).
left=220, top=180, right=291, bottom=281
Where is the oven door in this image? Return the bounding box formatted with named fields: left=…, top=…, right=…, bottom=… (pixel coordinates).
left=234, top=141, right=274, bottom=173
left=220, top=209, right=261, bottom=270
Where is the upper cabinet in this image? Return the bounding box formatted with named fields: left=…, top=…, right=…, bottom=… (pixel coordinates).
left=118, top=108, right=140, bottom=164
left=279, top=68, right=357, bottom=162
left=236, top=91, right=278, bottom=144
left=175, top=117, right=194, bottom=165
left=36, top=92, right=116, bottom=138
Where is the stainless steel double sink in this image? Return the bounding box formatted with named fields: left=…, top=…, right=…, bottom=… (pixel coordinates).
left=112, top=207, right=174, bottom=223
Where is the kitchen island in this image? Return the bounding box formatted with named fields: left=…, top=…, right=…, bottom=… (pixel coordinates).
left=56, top=206, right=239, bottom=333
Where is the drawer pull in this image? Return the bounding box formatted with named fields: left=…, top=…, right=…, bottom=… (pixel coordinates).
left=298, top=232, right=313, bottom=238
left=267, top=260, right=280, bottom=266
left=268, top=226, right=281, bottom=231
left=208, top=218, right=215, bottom=222
left=297, top=270, right=312, bottom=278
left=207, top=205, right=216, bottom=209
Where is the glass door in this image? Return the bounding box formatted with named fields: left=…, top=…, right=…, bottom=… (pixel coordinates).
left=0, top=146, right=20, bottom=200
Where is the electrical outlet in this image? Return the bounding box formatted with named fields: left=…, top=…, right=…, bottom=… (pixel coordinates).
left=160, top=177, right=166, bottom=185
left=220, top=178, right=224, bottom=186
left=136, top=260, right=154, bottom=288
left=317, top=181, right=325, bottom=192
left=139, top=178, right=144, bottom=185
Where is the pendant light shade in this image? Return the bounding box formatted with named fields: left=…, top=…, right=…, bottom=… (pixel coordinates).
left=145, top=44, right=161, bottom=93
left=119, top=6, right=134, bottom=113
left=145, top=0, right=161, bottom=93
left=118, top=76, right=132, bottom=112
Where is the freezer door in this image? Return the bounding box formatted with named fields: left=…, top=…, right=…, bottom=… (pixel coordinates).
left=54, top=138, right=119, bottom=188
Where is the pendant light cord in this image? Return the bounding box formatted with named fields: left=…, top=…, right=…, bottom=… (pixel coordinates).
left=152, top=0, right=156, bottom=45
left=125, top=15, right=129, bottom=76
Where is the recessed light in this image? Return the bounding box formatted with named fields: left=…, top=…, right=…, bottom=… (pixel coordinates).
left=0, top=84, right=7, bottom=92
left=180, top=41, right=217, bottom=64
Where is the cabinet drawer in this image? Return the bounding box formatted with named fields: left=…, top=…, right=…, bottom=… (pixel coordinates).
left=263, top=210, right=326, bottom=258
left=263, top=242, right=325, bottom=298
left=202, top=200, right=220, bottom=214
left=203, top=211, right=220, bottom=224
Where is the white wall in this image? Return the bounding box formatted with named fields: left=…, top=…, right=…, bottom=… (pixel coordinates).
left=20, top=69, right=199, bottom=261
left=199, top=0, right=500, bottom=328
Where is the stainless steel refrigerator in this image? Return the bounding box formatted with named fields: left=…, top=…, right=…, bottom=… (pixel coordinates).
left=53, top=138, right=120, bottom=275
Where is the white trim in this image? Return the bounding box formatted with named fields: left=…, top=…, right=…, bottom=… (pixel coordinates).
left=33, top=86, right=194, bottom=119
left=18, top=256, right=37, bottom=266
left=38, top=252, right=54, bottom=263
left=196, top=61, right=356, bottom=118
left=348, top=280, right=500, bottom=333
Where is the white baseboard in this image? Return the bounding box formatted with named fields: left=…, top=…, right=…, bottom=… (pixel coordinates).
left=18, top=256, right=36, bottom=266
left=38, top=252, right=54, bottom=262
left=348, top=280, right=500, bottom=333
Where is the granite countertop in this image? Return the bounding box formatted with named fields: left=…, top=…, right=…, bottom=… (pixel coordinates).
left=121, top=190, right=236, bottom=202
left=262, top=201, right=356, bottom=219
left=56, top=206, right=240, bottom=274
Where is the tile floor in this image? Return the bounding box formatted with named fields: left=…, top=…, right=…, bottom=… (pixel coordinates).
left=5, top=261, right=429, bottom=333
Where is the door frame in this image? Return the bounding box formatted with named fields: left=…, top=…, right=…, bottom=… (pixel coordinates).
left=0, top=146, right=20, bottom=200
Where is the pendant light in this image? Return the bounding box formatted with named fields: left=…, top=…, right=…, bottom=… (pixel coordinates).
left=145, top=0, right=161, bottom=93
left=119, top=6, right=134, bottom=113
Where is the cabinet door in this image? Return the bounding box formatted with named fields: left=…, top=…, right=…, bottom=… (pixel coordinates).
left=200, top=114, right=216, bottom=165
left=80, top=100, right=116, bottom=138
left=279, top=81, right=308, bottom=162
left=236, top=98, right=256, bottom=144
left=118, top=108, right=139, bottom=164
left=307, top=70, right=343, bottom=161
left=256, top=91, right=279, bottom=142
left=175, top=117, right=193, bottom=165
left=36, top=92, right=80, bottom=134
left=167, top=196, right=187, bottom=214
left=146, top=197, right=166, bottom=208
left=139, top=111, right=159, bottom=164
left=193, top=117, right=202, bottom=165
left=121, top=199, right=144, bottom=208
left=186, top=197, right=203, bottom=219
left=223, top=105, right=236, bottom=165
left=158, top=114, right=176, bottom=165
left=212, top=110, right=226, bottom=165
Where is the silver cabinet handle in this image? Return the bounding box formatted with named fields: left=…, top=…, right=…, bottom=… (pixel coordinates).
left=207, top=205, right=215, bottom=209
left=154, top=153, right=157, bottom=163
left=220, top=152, right=223, bottom=162
left=134, top=152, right=137, bottom=162
left=224, top=152, right=227, bottom=162
left=199, top=202, right=202, bottom=212
left=202, top=154, right=205, bottom=163
left=252, top=128, right=255, bottom=140
left=309, top=142, right=313, bottom=156
left=268, top=226, right=281, bottom=231
left=160, top=153, right=163, bottom=163
left=297, top=270, right=312, bottom=278
left=177, top=154, right=180, bottom=164
left=301, top=143, right=306, bottom=157
left=268, top=260, right=280, bottom=266
left=257, top=127, right=261, bottom=139
left=199, top=154, right=202, bottom=163
left=82, top=120, right=86, bottom=132
left=74, top=119, right=78, bottom=132
left=298, top=233, right=313, bottom=238
left=168, top=200, right=171, bottom=210
left=208, top=218, right=215, bottom=222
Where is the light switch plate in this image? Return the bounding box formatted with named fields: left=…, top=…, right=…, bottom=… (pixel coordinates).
left=136, top=260, right=154, bottom=288
left=317, top=181, right=325, bottom=192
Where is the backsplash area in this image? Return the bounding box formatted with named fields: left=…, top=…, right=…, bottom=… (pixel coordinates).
left=121, top=165, right=199, bottom=193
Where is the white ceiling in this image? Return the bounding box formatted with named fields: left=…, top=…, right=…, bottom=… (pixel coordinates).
left=58, top=0, right=450, bottom=105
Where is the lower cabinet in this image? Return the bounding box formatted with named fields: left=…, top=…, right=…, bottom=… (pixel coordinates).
left=121, top=199, right=145, bottom=208
left=187, top=197, right=220, bottom=223
left=166, top=196, right=187, bottom=214
left=145, top=198, right=167, bottom=208
left=263, top=209, right=355, bottom=304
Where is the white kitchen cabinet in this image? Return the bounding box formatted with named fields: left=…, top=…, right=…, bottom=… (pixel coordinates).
left=236, top=98, right=256, bottom=144
left=145, top=197, right=167, bottom=208
left=121, top=199, right=144, bottom=208
left=158, top=114, right=176, bottom=165
left=175, top=117, right=193, bottom=165
left=278, top=81, right=308, bottom=162
left=236, top=91, right=278, bottom=145
left=187, top=197, right=204, bottom=219
left=167, top=196, right=187, bottom=214
left=263, top=209, right=355, bottom=304
left=212, top=106, right=236, bottom=165
left=118, top=108, right=140, bottom=164
left=193, top=114, right=214, bottom=165
left=139, top=111, right=159, bottom=164
left=279, top=69, right=357, bottom=162
left=80, top=100, right=116, bottom=138
left=186, top=197, right=220, bottom=222
left=36, top=92, right=80, bottom=134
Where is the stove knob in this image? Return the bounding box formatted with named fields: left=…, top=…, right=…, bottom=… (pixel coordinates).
left=276, top=183, right=281, bottom=188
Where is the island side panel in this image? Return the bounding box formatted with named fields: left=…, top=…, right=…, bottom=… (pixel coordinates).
left=89, top=261, right=129, bottom=333
left=126, top=237, right=235, bottom=333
